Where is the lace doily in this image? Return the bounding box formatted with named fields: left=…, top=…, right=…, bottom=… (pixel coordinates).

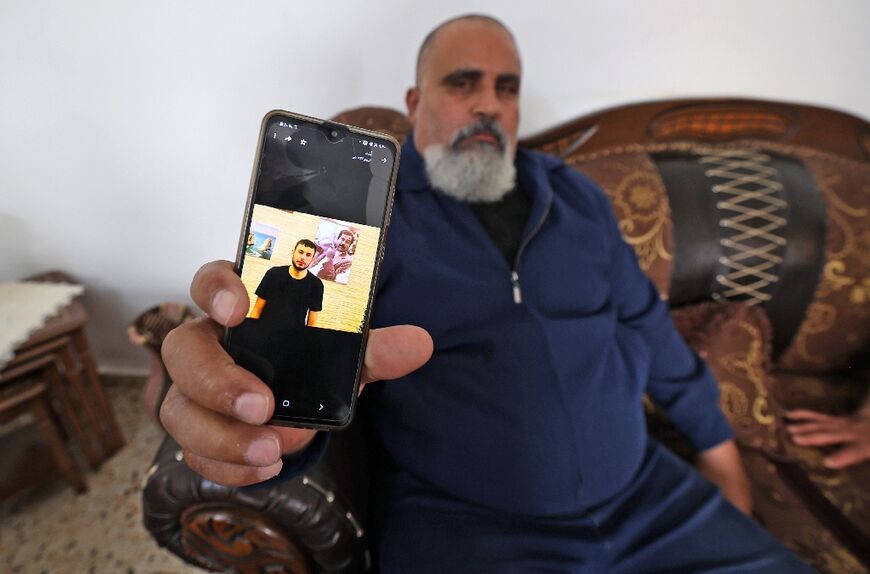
left=0, top=281, right=85, bottom=370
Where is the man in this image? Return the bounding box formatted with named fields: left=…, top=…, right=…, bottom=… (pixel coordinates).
left=229, top=238, right=323, bottom=394
left=249, top=238, right=323, bottom=328
left=161, top=15, right=816, bottom=572
left=311, top=228, right=355, bottom=282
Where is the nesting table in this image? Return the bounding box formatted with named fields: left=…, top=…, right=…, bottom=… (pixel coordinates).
left=0, top=274, right=124, bottom=497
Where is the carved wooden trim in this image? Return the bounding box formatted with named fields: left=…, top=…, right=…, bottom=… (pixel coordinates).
left=520, top=98, right=870, bottom=162
left=180, top=504, right=312, bottom=574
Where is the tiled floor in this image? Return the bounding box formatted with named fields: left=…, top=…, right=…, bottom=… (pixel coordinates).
left=0, top=377, right=207, bottom=574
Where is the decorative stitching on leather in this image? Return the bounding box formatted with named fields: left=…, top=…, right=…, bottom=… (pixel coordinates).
left=345, top=511, right=364, bottom=538
left=697, top=149, right=787, bottom=305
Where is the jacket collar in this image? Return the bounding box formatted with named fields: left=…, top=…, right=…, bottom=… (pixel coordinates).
left=397, top=131, right=430, bottom=191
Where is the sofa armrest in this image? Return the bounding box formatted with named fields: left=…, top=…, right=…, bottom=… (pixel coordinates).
left=142, top=429, right=371, bottom=574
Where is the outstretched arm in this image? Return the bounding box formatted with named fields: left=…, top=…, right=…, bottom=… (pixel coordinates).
left=580, top=168, right=750, bottom=513
left=160, top=260, right=432, bottom=487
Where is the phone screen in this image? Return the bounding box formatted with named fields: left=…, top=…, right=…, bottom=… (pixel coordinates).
left=226, top=112, right=398, bottom=427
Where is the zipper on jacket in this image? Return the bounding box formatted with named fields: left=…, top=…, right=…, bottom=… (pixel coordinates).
left=510, top=188, right=553, bottom=305
left=511, top=271, right=522, bottom=304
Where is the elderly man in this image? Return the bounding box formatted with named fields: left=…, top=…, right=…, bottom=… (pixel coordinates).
left=161, top=14, right=816, bottom=573
left=311, top=228, right=356, bottom=282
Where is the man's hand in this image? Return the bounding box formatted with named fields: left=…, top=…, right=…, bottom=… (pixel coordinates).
left=160, top=260, right=433, bottom=487
left=786, top=406, right=870, bottom=469
left=695, top=439, right=753, bottom=515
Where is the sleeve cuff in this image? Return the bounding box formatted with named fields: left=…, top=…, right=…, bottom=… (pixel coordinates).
left=687, top=409, right=734, bottom=452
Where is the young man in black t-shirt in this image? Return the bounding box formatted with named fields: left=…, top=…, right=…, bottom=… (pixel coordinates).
left=233, top=239, right=325, bottom=401
left=250, top=238, right=324, bottom=330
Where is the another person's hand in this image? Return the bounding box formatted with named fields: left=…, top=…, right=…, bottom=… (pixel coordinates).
left=160, top=260, right=433, bottom=487
left=696, top=439, right=753, bottom=515
left=785, top=405, right=870, bottom=469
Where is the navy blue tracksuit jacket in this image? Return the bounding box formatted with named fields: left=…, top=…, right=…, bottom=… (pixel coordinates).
left=366, top=133, right=732, bottom=516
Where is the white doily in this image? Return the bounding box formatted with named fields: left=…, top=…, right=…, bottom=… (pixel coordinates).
left=0, top=281, right=85, bottom=371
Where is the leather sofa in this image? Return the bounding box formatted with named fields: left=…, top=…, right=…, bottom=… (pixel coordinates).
left=140, top=98, right=870, bottom=574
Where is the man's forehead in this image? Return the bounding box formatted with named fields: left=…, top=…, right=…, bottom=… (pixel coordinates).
left=421, top=20, right=520, bottom=81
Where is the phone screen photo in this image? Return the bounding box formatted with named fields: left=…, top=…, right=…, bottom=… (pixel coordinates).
left=225, top=111, right=399, bottom=428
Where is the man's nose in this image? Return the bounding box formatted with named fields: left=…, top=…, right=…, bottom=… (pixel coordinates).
left=471, top=87, right=501, bottom=118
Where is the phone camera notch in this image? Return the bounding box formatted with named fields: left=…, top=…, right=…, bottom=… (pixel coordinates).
left=323, top=123, right=345, bottom=142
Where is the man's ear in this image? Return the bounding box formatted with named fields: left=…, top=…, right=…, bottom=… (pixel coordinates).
left=405, top=87, right=420, bottom=125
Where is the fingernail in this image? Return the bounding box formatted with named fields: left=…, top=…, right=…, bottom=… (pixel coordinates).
left=257, top=460, right=283, bottom=481
left=234, top=393, right=269, bottom=424
left=246, top=437, right=281, bottom=466
left=211, top=289, right=238, bottom=325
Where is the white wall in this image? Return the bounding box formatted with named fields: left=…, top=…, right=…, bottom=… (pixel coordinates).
left=1, top=0, right=867, bottom=373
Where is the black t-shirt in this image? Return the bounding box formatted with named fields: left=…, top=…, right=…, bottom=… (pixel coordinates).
left=470, top=185, right=531, bottom=266
left=255, top=266, right=324, bottom=335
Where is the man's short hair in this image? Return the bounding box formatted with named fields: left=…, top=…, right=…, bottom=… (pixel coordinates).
left=415, top=14, right=517, bottom=84
left=295, top=238, right=317, bottom=253
left=337, top=229, right=355, bottom=240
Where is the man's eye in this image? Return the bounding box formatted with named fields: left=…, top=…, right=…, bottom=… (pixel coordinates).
left=497, top=82, right=519, bottom=95
left=447, top=78, right=474, bottom=90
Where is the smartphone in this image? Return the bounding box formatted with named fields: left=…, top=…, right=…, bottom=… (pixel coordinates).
left=225, top=110, right=400, bottom=429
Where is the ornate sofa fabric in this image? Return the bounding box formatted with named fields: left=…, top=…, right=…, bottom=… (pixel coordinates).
left=142, top=99, right=869, bottom=573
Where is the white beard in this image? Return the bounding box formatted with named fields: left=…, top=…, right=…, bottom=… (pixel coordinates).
left=423, top=142, right=517, bottom=203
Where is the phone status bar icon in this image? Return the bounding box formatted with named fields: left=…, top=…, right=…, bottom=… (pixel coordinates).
left=272, top=120, right=300, bottom=142
left=271, top=131, right=306, bottom=147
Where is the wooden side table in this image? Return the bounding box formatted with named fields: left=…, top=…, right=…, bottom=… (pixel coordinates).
left=8, top=271, right=125, bottom=462
left=15, top=299, right=125, bottom=458
left=0, top=378, right=87, bottom=497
